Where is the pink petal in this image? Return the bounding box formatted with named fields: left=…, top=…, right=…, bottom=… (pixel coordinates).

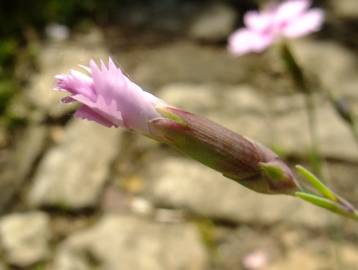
left=142, top=91, right=164, bottom=105
left=70, top=94, right=124, bottom=127
left=274, top=0, right=311, bottom=24
left=56, top=58, right=164, bottom=133
left=55, top=70, right=96, bottom=101
left=89, top=59, right=126, bottom=106
left=228, top=29, right=274, bottom=56
left=244, top=11, right=273, bottom=32
left=74, top=105, right=118, bottom=127
left=89, top=59, right=162, bottom=132
left=283, top=9, right=324, bottom=38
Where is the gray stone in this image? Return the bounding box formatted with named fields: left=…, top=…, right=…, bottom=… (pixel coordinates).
left=26, top=29, right=108, bottom=118
left=145, top=156, right=338, bottom=228
left=216, top=227, right=358, bottom=270
left=28, top=119, right=120, bottom=209
left=292, top=39, right=358, bottom=100
left=0, top=212, right=50, bottom=267
left=51, top=215, right=208, bottom=270
left=0, top=262, right=7, bottom=270
left=118, top=42, right=258, bottom=90
left=13, top=125, right=48, bottom=182
left=330, top=0, right=358, bottom=18
left=189, top=3, right=237, bottom=42
left=0, top=125, right=47, bottom=212
left=265, top=241, right=358, bottom=270
left=215, top=228, right=281, bottom=270
left=45, top=23, right=70, bottom=42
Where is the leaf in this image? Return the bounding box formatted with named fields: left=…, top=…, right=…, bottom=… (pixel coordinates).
left=295, top=165, right=337, bottom=201
left=295, top=191, right=356, bottom=219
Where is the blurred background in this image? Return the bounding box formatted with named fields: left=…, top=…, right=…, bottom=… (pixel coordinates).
left=0, top=0, right=358, bottom=269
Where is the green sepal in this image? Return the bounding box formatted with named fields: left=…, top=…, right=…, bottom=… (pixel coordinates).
left=259, top=162, right=286, bottom=183
left=295, top=191, right=357, bottom=220
left=155, top=105, right=187, bottom=125
left=295, top=165, right=337, bottom=201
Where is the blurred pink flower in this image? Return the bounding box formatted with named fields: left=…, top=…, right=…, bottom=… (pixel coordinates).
left=242, top=250, right=269, bottom=270
left=228, top=0, right=324, bottom=56
left=55, top=58, right=164, bottom=133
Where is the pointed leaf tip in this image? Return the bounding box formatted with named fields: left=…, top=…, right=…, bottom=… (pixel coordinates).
left=295, top=191, right=356, bottom=219
left=295, top=165, right=337, bottom=201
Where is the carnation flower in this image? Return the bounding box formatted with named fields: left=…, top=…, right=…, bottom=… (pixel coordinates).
left=228, top=0, right=324, bottom=56
left=54, top=58, right=358, bottom=220
left=55, top=58, right=300, bottom=195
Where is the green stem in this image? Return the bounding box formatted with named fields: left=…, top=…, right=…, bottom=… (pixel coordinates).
left=326, top=89, right=358, bottom=149
left=304, top=93, right=322, bottom=177
left=280, top=42, right=322, bottom=176
left=350, top=117, right=358, bottom=148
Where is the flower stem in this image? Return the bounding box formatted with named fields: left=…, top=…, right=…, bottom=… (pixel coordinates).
left=351, top=120, right=358, bottom=148
left=304, top=93, right=322, bottom=177
left=326, top=89, right=358, bottom=149
left=280, top=42, right=322, bottom=177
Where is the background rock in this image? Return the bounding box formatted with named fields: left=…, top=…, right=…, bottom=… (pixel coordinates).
left=188, top=3, right=237, bottom=42
left=330, top=0, right=358, bottom=18
left=145, top=156, right=337, bottom=227
left=26, top=29, right=108, bottom=118
left=292, top=39, right=358, bottom=100
left=0, top=125, right=47, bottom=213
left=116, top=42, right=259, bottom=90
left=28, top=120, right=120, bottom=209
left=0, top=212, right=50, bottom=267
left=266, top=243, right=358, bottom=270
left=51, top=215, right=208, bottom=270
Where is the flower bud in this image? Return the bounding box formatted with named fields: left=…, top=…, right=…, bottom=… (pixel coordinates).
left=150, top=105, right=300, bottom=195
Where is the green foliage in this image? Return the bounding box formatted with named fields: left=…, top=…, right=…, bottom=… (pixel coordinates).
left=0, top=36, right=20, bottom=123
left=0, top=80, right=17, bottom=114
left=296, top=165, right=337, bottom=201
left=0, top=0, right=126, bottom=121
left=195, top=218, right=216, bottom=252
left=295, top=192, right=354, bottom=218
left=280, top=42, right=308, bottom=93
left=0, top=39, right=18, bottom=68
left=295, top=165, right=358, bottom=221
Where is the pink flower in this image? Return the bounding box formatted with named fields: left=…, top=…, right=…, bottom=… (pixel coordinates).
left=228, top=0, right=324, bottom=56
left=242, top=250, right=269, bottom=270
left=55, top=58, right=164, bottom=133
left=55, top=58, right=300, bottom=195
